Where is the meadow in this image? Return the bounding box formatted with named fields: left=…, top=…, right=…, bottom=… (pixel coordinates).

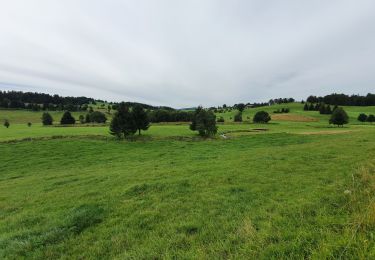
left=0, top=103, right=374, bottom=259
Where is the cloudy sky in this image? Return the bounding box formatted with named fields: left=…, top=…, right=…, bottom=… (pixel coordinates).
left=0, top=0, right=374, bottom=107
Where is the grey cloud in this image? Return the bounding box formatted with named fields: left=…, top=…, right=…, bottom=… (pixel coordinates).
left=0, top=0, right=374, bottom=107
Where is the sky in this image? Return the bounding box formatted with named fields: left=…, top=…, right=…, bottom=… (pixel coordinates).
left=0, top=0, right=374, bottom=108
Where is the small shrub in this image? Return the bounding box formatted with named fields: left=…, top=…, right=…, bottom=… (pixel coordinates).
left=27, top=122, right=32, bottom=127
left=234, top=112, right=242, bottom=122
left=4, top=119, right=10, bottom=128
left=367, top=114, right=375, bottom=123
left=217, top=116, right=224, bottom=123
left=357, top=113, right=368, bottom=122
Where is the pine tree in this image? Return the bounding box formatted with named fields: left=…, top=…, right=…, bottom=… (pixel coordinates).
left=42, top=112, right=53, bottom=125
left=329, top=107, right=349, bottom=127
left=132, top=104, right=150, bottom=135
left=60, top=111, right=76, bottom=124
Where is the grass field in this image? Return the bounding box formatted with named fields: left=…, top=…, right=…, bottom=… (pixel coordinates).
left=1, top=103, right=375, bottom=259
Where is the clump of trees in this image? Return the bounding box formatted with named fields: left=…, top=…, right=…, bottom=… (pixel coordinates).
left=148, top=110, right=194, bottom=123
left=307, top=93, right=375, bottom=106
left=110, top=103, right=150, bottom=138
left=86, top=111, right=107, bottom=123
left=358, top=113, right=375, bottom=123
left=4, top=119, right=10, bottom=128
left=329, top=107, right=349, bottom=127
left=42, top=112, right=53, bottom=125
left=60, top=111, right=76, bottom=125
left=217, top=116, right=224, bottom=123
left=304, top=103, right=332, bottom=114
left=269, top=98, right=295, bottom=105
left=273, top=108, right=290, bottom=113
left=190, top=106, right=217, bottom=137
left=253, top=111, right=271, bottom=123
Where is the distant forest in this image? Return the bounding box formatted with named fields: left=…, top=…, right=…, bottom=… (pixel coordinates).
left=1, top=90, right=374, bottom=113
left=306, top=93, right=375, bottom=106
left=0, top=90, right=173, bottom=112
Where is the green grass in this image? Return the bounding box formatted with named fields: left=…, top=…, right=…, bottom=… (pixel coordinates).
left=1, top=104, right=375, bottom=259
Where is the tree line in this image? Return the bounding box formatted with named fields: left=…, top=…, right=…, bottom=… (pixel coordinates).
left=306, top=93, right=375, bottom=106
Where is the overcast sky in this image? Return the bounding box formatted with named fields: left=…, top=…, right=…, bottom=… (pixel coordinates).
left=0, top=0, right=374, bottom=107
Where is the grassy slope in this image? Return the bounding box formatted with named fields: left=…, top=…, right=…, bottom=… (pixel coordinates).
left=1, top=131, right=374, bottom=258
left=1, top=104, right=375, bottom=258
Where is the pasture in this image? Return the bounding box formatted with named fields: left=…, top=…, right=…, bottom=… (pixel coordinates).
left=0, top=103, right=374, bottom=259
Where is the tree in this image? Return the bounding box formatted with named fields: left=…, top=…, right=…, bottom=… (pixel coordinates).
left=303, top=103, right=309, bottom=111
left=89, top=111, right=107, bottom=123
left=367, top=114, right=375, bottom=123
left=108, top=105, right=112, bottom=114
left=109, top=103, right=137, bottom=138
left=357, top=113, right=368, bottom=122
left=42, top=112, right=53, bottom=125
left=319, top=104, right=326, bottom=114
left=253, top=111, right=271, bottom=123
left=236, top=103, right=246, bottom=113
left=309, top=103, right=315, bottom=111
left=4, top=119, right=10, bottom=128
left=329, top=107, right=349, bottom=127
left=60, top=111, right=76, bottom=125
left=85, top=114, right=91, bottom=123
left=132, top=104, right=150, bottom=135
left=79, top=115, right=85, bottom=124
left=326, top=105, right=332, bottom=114
left=190, top=106, right=217, bottom=137
left=234, top=112, right=242, bottom=122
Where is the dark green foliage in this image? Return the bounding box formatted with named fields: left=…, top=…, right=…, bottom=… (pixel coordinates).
left=27, top=122, right=32, bottom=127
left=309, top=103, right=315, bottom=111
left=79, top=115, right=85, bottom=124
left=234, top=112, right=242, bottom=122
left=367, top=114, right=375, bottom=123
left=329, top=107, right=349, bottom=127
left=60, top=111, right=76, bottom=125
left=236, top=103, right=246, bottom=113
left=4, top=119, right=10, bottom=128
left=190, top=106, right=217, bottom=137
left=217, top=116, right=224, bottom=123
left=326, top=105, right=332, bottom=114
left=357, top=113, right=368, bottom=122
left=42, top=112, right=53, bottom=126
left=253, top=111, right=271, bottom=123
left=85, top=114, right=91, bottom=123
left=274, top=108, right=290, bottom=114
left=132, top=105, right=150, bottom=135
left=88, top=111, right=107, bottom=124
left=109, top=103, right=137, bottom=138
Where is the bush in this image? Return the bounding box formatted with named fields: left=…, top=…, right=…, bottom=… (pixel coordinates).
left=79, top=115, right=85, bottom=124
left=27, top=122, right=32, bottom=127
left=42, top=112, right=53, bottom=126
left=329, top=107, right=349, bottom=127
left=234, top=112, right=242, bottom=122
left=88, top=111, right=107, bottom=123
left=367, top=114, right=375, bottom=123
left=253, top=111, right=271, bottom=123
left=4, top=119, right=10, bottom=128
left=190, top=107, right=217, bottom=137
left=60, top=111, right=76, bottom=125
left=217, top=116, right=224, bottom=123
left=357, top=113, right=368, bottom=122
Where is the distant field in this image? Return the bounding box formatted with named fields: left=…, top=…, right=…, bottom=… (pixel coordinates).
left=1, top=104, right=375, bottom=258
